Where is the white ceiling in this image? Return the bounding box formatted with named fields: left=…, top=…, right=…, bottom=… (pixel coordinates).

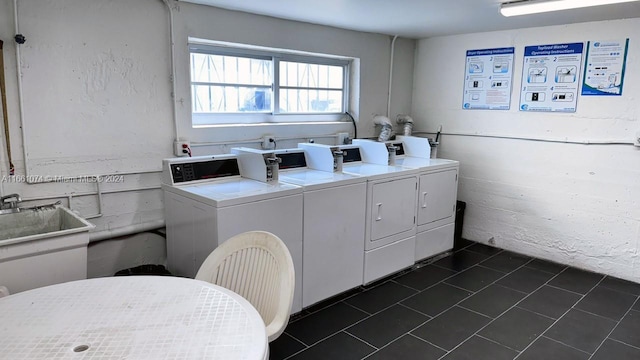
left=181, top=0, right=640, bottom=38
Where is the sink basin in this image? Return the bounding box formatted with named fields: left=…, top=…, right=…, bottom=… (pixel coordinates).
left=0, top=205, right=94, bottom=294
left=0, top=205, right=93, bottom=243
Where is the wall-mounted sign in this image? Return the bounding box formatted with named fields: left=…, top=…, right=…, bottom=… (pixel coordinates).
left=519, top=43, right=584, bottom=113
left=582, top=39, right=629, bottom=96
left=462, top=47, right=515, bottom=110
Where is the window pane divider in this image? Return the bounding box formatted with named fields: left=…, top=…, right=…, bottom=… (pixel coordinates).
left=192, top=82, right=272, bottom=88
left=190, top=42, right=350, bottom=121
left=279, top=86, right=344, bottom=91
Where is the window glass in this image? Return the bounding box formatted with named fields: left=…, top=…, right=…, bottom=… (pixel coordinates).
left=189, top=45, right=349, bottom=123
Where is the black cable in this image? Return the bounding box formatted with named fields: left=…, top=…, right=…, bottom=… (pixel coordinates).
left=345, top=112, right=357, bottom=139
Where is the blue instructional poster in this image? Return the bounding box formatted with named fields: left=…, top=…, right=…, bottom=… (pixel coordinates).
left=519, top=43, right=584, bottom=113
left=582, top=39, right=629, bottom=96
left=462, top=47, right=515, bottom=110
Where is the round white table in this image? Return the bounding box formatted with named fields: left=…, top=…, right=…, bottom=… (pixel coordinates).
left=0, top=276, right=268, bottom=359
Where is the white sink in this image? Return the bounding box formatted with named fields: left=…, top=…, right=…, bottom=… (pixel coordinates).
left=0, top=205, right=94, bottom=294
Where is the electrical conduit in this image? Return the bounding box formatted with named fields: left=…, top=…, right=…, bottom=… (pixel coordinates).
left=13, top=0, right=29, bottom=178
left=161, top=0, right=180, bottom=142
left=387, top=35, right=398, bottom=118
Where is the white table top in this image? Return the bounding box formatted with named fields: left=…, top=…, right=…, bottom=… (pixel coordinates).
left=0, top=276, right=268, bottom=359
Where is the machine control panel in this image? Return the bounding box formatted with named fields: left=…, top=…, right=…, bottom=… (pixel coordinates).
left=342, top=147, right=362, bottom=163
left=277, top=152, right=307, bottom=170
left=389, top=142, right=405, bottom=156
left=382, top=141, right=405, bottom=155
left=170, top=158, right=240, bottom=184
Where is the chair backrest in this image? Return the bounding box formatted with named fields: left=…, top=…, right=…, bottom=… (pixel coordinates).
left=195, top=231, right=295, bottom=342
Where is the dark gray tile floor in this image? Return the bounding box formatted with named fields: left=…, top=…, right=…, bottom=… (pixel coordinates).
left=270, top=241, right=640, bottom=360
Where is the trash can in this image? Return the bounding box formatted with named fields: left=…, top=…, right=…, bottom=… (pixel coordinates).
left=454, top=200, right=466, bottom=249
left=114, top=264, right=172, bottom=276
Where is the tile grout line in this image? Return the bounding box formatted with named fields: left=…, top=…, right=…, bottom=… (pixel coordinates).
left=282, top=301, right=377, bottom=360
left=414, top=248, right=513, bottom=291
left=407, top=332, right=451, bottom=352
left=349, top=305, right=441, bottom=360
left=342, top=330, right=379, bottom=353
left=293, top=287, right=369, bottom=320
left=475, top=263, right=513, bottom=274
left=512, top=305, right=557, bottom=321
left=571, top=306, right=634, bottom=322
left=607, top=335, right=640, bottom=351
left=440, top=281, right=481, bottom=294
left=539, top=335, right=592, bottom=356
left=398, top=257, right=539, bottom=360
left=285, top=280, right=444, bottom=354
left=418, top=260, right=528, bottom=323
left=345, top=251, right=517, bottom=360
left=524, top=266, right=569, bottom=275
left=282, top=246, right=609, bottom=360
left=282, top=332, right=310, bottom=348
left=286, top=272, right=430, bottom=348
left=288, top=290, right=460, bottom=358
left=475, top=333, right=521, bottom=353
left=389, top=278, right=426, bottom=292
left=454, top=304, right=495, bottom=320
left=597, top=281, right=640, bottom=297
left=279, top=332, right=311, bottom=360
left=492, top=282, right=529, bottom=295
left=544, top=283, right=588, bottom=296
left=342, top=282, right=420, bottom=316
left=586, top=295, right=640, bottom=360
left=343, top=302, right=435, bottom=356
left=396, top=301, right=434, bottom=318
left=512, top=274, right=607, bottom=359
left=359, top=332, right=450, bottom=360
left=338, top=248, right=502, bottom=317
left=435, top=262, right=571, bottom=360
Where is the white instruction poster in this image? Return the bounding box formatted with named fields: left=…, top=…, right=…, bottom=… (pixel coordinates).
left=582, top=39, right=629, bottom=96
left=519, top=43, right=584, bottom=112
left=463, top=47, right=515, bottom=110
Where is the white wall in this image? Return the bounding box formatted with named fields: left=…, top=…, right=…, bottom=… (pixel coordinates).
left=173, top=2, right=415, bottom=149
left=0, top=0, right=414, bottom=274
left=413, top=18, right=640, bottom=282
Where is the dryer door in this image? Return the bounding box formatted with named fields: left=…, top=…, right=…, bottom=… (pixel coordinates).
left=417, top=169, right=457, bottom=226
left=370, top=176, right=417, bottom=242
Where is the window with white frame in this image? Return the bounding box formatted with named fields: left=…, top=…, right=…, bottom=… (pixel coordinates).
left=189, top=44, right=350, bottom=125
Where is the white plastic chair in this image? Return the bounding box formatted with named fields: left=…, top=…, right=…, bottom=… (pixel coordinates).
left=195, top=231, right=295, bottom=342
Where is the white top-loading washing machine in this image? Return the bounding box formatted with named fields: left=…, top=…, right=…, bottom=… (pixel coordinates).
left=231, top=147, right=367, bottom=307
left=162, top=154, right=304, bottom=313
left=299, top=143, right=419, bottom=284
left=355, top=136, right=460, bottom=261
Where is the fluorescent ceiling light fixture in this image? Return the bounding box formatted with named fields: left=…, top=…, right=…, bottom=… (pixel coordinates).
left=500, top=0, right=640, bottom=17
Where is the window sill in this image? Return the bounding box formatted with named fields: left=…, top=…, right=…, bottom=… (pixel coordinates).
left=193, top=120, right=346, bottom=129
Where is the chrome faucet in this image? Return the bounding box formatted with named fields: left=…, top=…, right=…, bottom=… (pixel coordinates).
left=0, top=194, right=22, bottom=210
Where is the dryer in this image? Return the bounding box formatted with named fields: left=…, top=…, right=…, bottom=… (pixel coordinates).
left=162, top=154, right=304, bottom=313
left=355, top=137, right=459, bottom=261
left=299, top=143, right=419, bottom=284
left=231, top=147, right=367, bottom=307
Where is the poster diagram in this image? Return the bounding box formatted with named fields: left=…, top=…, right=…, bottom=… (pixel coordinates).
left=463, top=47, right=514, bottom=110
left=582, top=39, right=629, bottom=96
left=519, top=43, right=584, bottom=113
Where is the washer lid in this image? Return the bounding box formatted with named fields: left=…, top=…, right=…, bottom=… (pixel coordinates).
left=279, top=168, right=365, bottom=190
left=396, top=157, right=459, bottom=170
left=164, top=178, right=301, bottom=207
left=342, top=163, right=418, bottom=180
